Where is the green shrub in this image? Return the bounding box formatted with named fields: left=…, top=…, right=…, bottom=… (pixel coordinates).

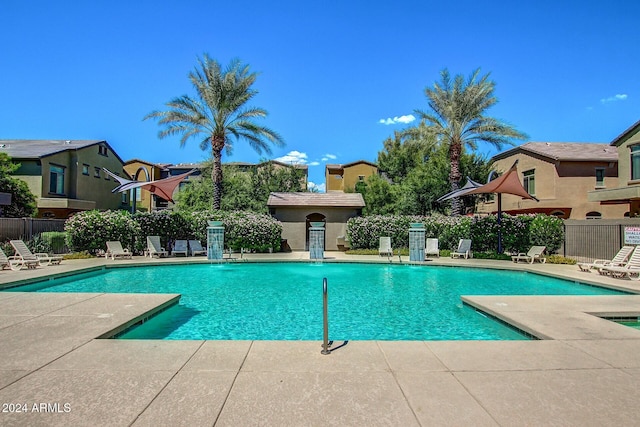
left=470, top=215, right=532, bottom=253
left=346, top=215, right=430, bottom=249
left=65, top=210, right=140, bottom=254
left=39, top=231, right=67, bottom=253
left=346, top=213, right=562, bottom=254
left=63, top=251, right=94, bottom=259
left=187, top=210, right=282, bottom=252
left=26, top=234, right=51, bottom=254
left=545, top=255, right=576, bottom=264
left=529, top=214, right=564, bottom=253
left=471, top=251, right=511, bottom=260
left=133, top=211, right=191, bottom=252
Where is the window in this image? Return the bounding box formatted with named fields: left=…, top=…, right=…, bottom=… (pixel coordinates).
left=595, top=168, right=605, bottom=187
left=631, top=145, right=640, bottom=180
left=49, top=165, right=65, bottom=194
left=586, top=211, right=602, bottom=220
left=82, top=164, right=89, bottom=175
left=121, top=192, right=128, bottom=205
left=358, top=175, right=365, bottom=182
left=94, top=167, right=101, bottom=178
left=98, top=145, right=108, bottom=156
left=523, top=169, right=535, bottom=196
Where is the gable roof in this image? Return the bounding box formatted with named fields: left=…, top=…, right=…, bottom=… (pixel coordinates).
left=124, top=158, right=168, bottom=169
left=611, top=118, right=640, bottom=147
left=491, top=142, right=617, bottom=163
left=267, top=192, right=365, bottom=208
left=0, top=139, right=126, bottom=164
left=342, top=160, right=377, bottom=169
left=325, top=160, right=378, bottom=173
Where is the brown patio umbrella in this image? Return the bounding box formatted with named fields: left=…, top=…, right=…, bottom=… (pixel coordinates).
left=439, top=160, right=538, bottom=253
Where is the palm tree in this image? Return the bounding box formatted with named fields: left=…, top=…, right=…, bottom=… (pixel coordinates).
left=416, top=68, right=527, bottom=215
left=144, top=54, right=284, bottom=209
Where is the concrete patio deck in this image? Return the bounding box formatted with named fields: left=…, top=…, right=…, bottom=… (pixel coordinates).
left=1, top=253, right=640, bottom=426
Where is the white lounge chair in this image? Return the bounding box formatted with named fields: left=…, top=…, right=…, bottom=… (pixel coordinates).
left=10, top=239, right=62, bottom=267
left=0, top=247, right=36, bottom=271
left=511, top=246, right=546, bottom=264
left=451, top=239, right=472, bottom=259
left=172, top=240, right=188, bottom=257
left=146, top=236, right=168, bottom=258
left=577, top=245, right=634, bottom=273
left=0, top=248, right=10, bottom=270
left=379, top=237, right=393, bottom=257
left=426, top=238, right=439, bottom=258
left=105, top=241, right=133, bottom=260
left=600, top=245, right=640, bottom=280
left=188, top=240, right=207, bottom=256
left=1, top=246, right=38, bottom=271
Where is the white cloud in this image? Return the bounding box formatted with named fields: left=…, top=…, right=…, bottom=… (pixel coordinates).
left=600, top=94, right=628, bottom=104
left=274, top=150, right=308, bottom=164
left=378, top=114, right=416, bottom=125
left=308, top=181, right=326, bottom=192
left=309, top=161, right=320, bottom=166
left=320, top=153, right=337, bottom=162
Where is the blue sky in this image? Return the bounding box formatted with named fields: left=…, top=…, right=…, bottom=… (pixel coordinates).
left=2, top=1, right=639, bottom=191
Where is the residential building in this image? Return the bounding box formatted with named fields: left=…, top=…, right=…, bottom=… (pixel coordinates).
left=589, top=118, right=640, bottom=216
left=267, top=192, right=365, bottom=251
left=0, top=139, right=128, bottom=218
left=325, top=160, right=378, bottom=192
left=123, top=159, right=171, bottom=212
left=476, top=142, right=624, bottom=219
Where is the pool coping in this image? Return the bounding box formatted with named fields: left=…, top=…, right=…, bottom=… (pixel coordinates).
left=2, top=253, right=640, bottom=425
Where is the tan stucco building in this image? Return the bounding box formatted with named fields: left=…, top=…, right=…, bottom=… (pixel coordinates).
left=589, top=119, right=640, bottom=216
left=123, top=159, right=169, bottom=212
left=325, top=160, right=377, bottom=192
left=1, top=140, right=128, bottom=218
left=267, top=192, right=365, bottom=251
left=476, top=142, right=625, bottom=219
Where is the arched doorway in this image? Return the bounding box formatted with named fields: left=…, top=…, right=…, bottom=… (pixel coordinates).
left=131, top=167, right=151, bottom=213
left=305, top=213, right=326, bottom=251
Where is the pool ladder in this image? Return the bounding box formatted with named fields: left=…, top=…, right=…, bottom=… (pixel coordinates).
left=321, top=277, right=331, bottom=355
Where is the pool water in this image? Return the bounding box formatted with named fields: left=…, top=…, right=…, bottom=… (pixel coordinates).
left=619, top=321, right=640, bottom=330
left=8, top=263, right=625, bottom=341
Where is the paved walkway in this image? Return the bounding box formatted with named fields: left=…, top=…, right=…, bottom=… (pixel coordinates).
left=0, top=253, right=639, bottom=426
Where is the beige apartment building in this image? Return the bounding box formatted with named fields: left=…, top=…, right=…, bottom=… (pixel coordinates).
left=589, top=118, right=640, bottom=216
left=123, top=159, right=169, bottom=212
left=0, top=139, right=128, bottom=218
left=325, top=160, right=378, bottom=192
left=476, top=142, right=626, bottom=219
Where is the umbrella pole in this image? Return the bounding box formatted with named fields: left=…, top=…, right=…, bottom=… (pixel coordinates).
left=497, top=194, right=503, bottom=254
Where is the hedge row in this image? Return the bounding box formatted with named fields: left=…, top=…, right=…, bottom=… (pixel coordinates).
left=346, top=213, right=564, bottom=253
left=65, top=210, right=282, bottom=254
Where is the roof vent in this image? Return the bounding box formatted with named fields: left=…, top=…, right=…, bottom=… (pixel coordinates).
left=545, top=142, right=551, bottom=146
left=65, top=140, right=71, bottom=144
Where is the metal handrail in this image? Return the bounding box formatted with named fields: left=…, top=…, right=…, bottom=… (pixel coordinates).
left=321, top=277, right=331, bottom=355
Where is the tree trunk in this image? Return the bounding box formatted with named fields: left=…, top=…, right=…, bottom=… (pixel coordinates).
left=211, top=137, right=224, bottom=210
left=449, top=141, right=462, bottom=216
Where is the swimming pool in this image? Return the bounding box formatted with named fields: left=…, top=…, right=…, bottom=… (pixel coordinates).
left=6, top=263, right=625, bottom=340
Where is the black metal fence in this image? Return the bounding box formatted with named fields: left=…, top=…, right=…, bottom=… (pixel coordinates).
left=563, top=219, right=640, bottom=262
left=0, top=218, right=66, bottom=242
